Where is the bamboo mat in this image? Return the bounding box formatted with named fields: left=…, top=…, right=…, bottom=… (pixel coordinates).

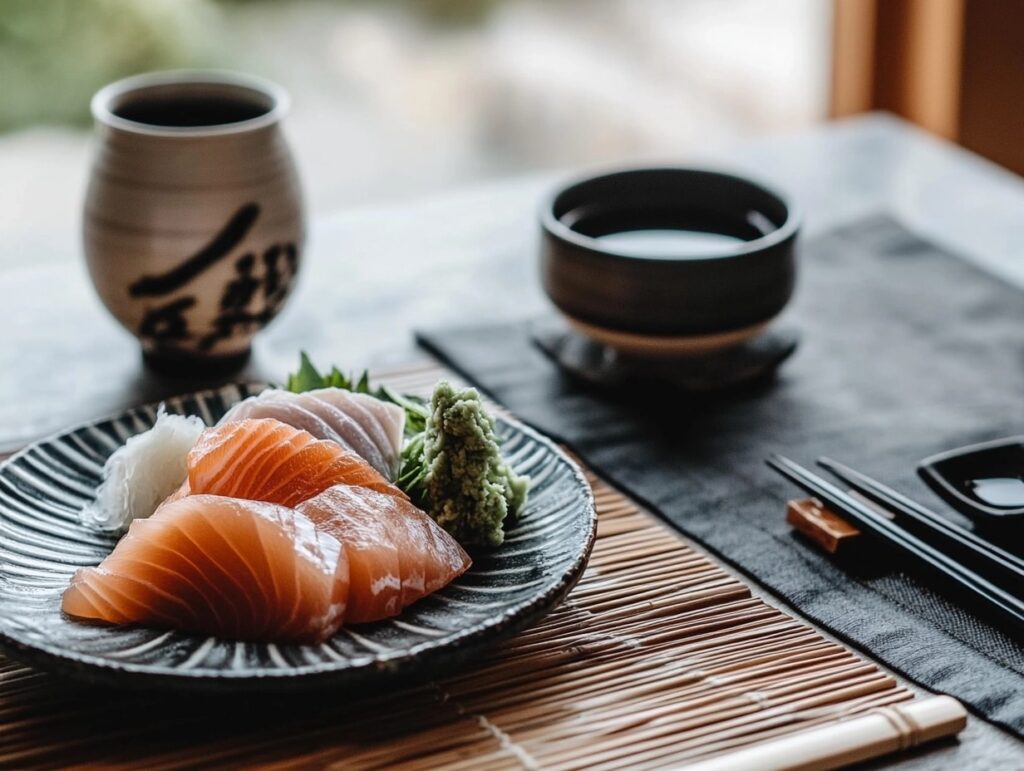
left=0, top=363, right=916, bottom=769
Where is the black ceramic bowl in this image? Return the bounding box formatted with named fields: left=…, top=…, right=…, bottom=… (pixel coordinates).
left=540, top=168, right=799, bottom=356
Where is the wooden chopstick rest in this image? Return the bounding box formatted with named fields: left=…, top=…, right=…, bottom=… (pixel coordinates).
left=787, top=498, right=860, bottom=554
left=685, top=695, right=967, bottom=771
left=787, top=495, right=894, bottom=555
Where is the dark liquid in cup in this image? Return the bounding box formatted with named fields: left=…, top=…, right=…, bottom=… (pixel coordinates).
left=114, top=94, right=269, bottom=128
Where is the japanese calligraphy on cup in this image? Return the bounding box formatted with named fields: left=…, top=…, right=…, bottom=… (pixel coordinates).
left=83, top=71, right=305, bottom=375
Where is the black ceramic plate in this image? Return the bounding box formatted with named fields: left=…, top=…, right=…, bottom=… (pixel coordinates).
left=0, top=384, right=596, bottom=691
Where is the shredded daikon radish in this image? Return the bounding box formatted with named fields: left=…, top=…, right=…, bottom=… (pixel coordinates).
left=80, top=407, right=204, bottom=533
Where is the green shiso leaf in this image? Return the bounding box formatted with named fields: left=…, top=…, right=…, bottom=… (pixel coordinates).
left=327, top=367, right=351, bottom=390
left=287, top=352, right=362, bottom=393
left=286, top=352, right=324, bottom=393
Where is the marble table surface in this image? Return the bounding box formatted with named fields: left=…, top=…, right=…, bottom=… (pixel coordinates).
left=2, top=113, right=1023, bottom=767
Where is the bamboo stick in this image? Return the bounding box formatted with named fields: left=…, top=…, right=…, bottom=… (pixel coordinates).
left=683, top=696, right=966, bottom=771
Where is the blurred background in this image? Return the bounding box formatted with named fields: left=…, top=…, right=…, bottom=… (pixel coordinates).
left=0, top=0, right=830, bottom=270
left=1, top=0, right=1020, bottom=270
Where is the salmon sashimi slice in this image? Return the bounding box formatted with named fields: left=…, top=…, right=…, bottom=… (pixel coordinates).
left=186, top=418, right=405, bottom=508
left=62, top=495, right=350, bottom=643
left=298, top=485, right=471, bottom=624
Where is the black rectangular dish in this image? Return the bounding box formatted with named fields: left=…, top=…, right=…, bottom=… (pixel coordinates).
left=919, top=437, right=1024, bottom=524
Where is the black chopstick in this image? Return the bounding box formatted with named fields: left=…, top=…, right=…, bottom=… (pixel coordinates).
left=767, top=454, right=1024, bottom=634
left=818, top=457, right=1024, bottom=588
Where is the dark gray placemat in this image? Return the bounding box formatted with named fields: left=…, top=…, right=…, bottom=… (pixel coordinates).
left=417, top=214, right=1024, bottom=737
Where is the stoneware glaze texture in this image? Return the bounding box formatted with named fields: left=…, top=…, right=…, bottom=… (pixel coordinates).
left=83, top=72, right=305, bottom=370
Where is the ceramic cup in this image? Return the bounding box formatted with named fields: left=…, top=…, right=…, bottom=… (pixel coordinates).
left=83, top=71, right=305, bottom=375
left=540, top=168, right=799, bottom=357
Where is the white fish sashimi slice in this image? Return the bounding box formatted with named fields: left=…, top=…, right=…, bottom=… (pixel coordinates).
left=219, top=389, right=404, bottom=479
left=281, top=393, right=391, bottom=476
left=224, top=394, right=353, bottom=453
left=311, top=390, right=404, bottom=476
